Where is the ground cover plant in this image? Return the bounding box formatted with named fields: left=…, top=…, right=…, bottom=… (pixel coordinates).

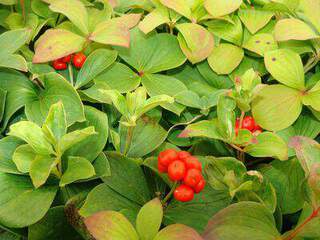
left=0, top=0, right=319, bottom=239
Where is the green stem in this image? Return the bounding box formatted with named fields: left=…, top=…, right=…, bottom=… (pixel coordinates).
left=162, top=182, right=178, bottom=205
left=68, top=63, right=74, bottom=86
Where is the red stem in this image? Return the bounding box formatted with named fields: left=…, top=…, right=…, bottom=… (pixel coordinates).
left=283, top=207, right=320, bottom=240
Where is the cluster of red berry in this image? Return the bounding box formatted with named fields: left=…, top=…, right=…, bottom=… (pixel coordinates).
left=158, top=149, right=206, bottom=202
left=52, top=52, right=87, bottom=70
left=235, top=116, right=262, bottom=135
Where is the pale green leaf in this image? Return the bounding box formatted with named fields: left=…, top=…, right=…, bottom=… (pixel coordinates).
left=264, top=49, right=305, bottom=90
left=204, top=0, right=242, bottom=17
left=252, top=85, right=302, bottom=131
left=180, top=119, right=224, bottom=140
left=208, top=43, right=244, bottom=75
left=12, top=144, right=36, bottom=173
left=30, top=155, right=56, bottom=188
left=300, top=0, right=320, bottom=33
left=238, top=9, right=273, bottom=34
left=138, top=7, right=169, bottom=34
left=243, top=33, right=278, bottom=56
left=154, top=224, right=202, bottom=240
left=160, top=0, right=192, bottom=19
left=60, top=156, right=95, bottom=187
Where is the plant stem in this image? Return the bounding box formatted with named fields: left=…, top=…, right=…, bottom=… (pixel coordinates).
left=239, top=111, right=245, bottom=128
left=162, top=182, right=178, bottom=205
left=168, top=114, right=204, bottom=134
left=230, top=143, right=244, bottom=152
left=68, top=63, right=74, bottom=86
left=123, top=126, right=134, bottom=155
left=283, top=207, right=320, bottom=240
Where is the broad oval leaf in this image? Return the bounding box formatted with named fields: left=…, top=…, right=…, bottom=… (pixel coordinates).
left=75, top=49, right=118, bottom=89
left=49, top=0, right=89, bottom=35
left=29, top=154, right=56, bottom=188
left=244, top=132, right=288, bottom=160
left=138, top=7, right=169, bottom=34
left=0, top=173, right=57, bottom=228
left=13, top=144, right=36, bottom=173
left=0, top=136, right=23, bottom=174
left=8, top=121, right=54, bottom=155
left=84, top=211, right=139, bottom=240
left=176, top=23, right=214, bottom=64
left=0, top=28, right=31, bottom=55
left=243, top=33, right=278, bottom=56
left=136, top=198, right=163, bottom=240
left=160, top=0, right=192, bottom=19
left=204, top=0, right=242, bottom=17
left=25, top=73, right=85, bottom=126
left=202, top=202, right=281, bottom=240
left=154, top=224, right=202, bottom=240
left=33, top=29, right=86, bottom=63
left=115, top=28, right=186, bottom=74
left=300, top=0, right=320, bottom=33
left=252, top=85, right=302, bottom=131
left=274, top=18, right=319, bottom=42
left=60, top=156, right=95, bottom=187
left=180, top=119, right=224, bottom=140
left=238, top=9, right=273, bottom=34
left=264, top=49, right=305, bottom=90
left=208, top=43, right=244, bottom=75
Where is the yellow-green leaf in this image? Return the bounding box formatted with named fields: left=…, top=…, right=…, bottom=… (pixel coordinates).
left=238, top=9, right=273, bottom=34
left=243, top=33, right=278, bottom=56
left=204, top=0, right=242, bottom=18
left=208, top=43, right=244, bottom=75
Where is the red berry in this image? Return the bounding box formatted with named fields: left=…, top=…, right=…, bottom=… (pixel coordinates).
left=235, top=118, right=240, bottom=135
left=60, top=54, right=72, bottom=63
left=52, top=60, right=67, bottom=70
left=183, top=169, right=203, bottom=188
left=158, top=163, right=167, bottom=173
left=194, top=178, right=206, bottom=193
left=178, top=151, right=191, bottom=161
left=242, top=116, right=255, bottom=131
left=158, top=149, right=178, bottom=168
left=253, top=122, right=262, bottom=132
left=184, top=156, right=202, bottom=171
left=168, top=160, right=187, bottom=181
left=73, top=53, right=86, bottom=69
left=174, top=184, right=194, bottom=202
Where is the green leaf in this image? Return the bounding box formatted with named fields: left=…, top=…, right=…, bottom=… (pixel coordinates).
left=217, top=96, right=236, bottom=141
left=302, top=82, right=320, bottom=111
left=42, top=101, right=67, bottom=144
left=176, top=23, right=214, bottom=64
left=0, top=136, right=23, bottom=174
left=25, top=73, right=85, bottom=126
left=0, top=173, right=57, bottom=228
left=138, top=7, right=169, bottom=34
left=98, top=89, right=128, bottom=115
left=288, top=136, right=320, bottom=174
left=243, top=33, right=278, bottom=56
left=141, top=74, right=186, bottom=115
left=101, top=152, right=151, bottom=205
left=60, top=156, right=95, bottom=187
left=49, top=0, right=89, bottom=35
left=64, top=106, right=109, bottom=162
left=0, top=29, right=30, bottom=55
left=84, top=211, right=139, bottom=240
left=202, top=202, right=281, bottom=240
left=28, top=206, right=80, bottom=240
left=59, top=126, right=96, bottom=153
left=275, top=18, right=319, bottom=41
left=33, top=29, right=86, bottom=63
left=293, top=111, right=320, bottom=138
left=0, top=54, right=28, bottom=72
left=204, top=0, right=242, bottom=17
left=136, top=198, right=163, bottom=240
left=136, top=95, right=174, bottom=118
left=94, top=62, right=141, bottom=93
left=252, top=85, right=302, bottom=131
left=127, top=118, right=167, bottom=158
left=175, top=90, right=202, bottom=109
left=13, top=144, right=36, bottom=173
left=180, top=119, right=224, bottom=141
left=0, top=88, right=6, bottom=123
left=244, top=132, right=288, bottom=160
left=264, top=49, right=305, bottom=90
left=160, top=0, right=191, bottom=19
left=238, top=9, right=273, bottom=34
left=115, top=28, right=186, bottom=73
left=75, top=49, right=118, bottom=89
left=208, top=43, right=244, bottom=75
left=79, top=183, right=141, bottom=223
left=89, top=15, right=141, bottom=48
left=205, top=16, right=243, bottom=46
left=154, top=224, right=202, bottom=240
left=8, top=121, right=54, bottom=155
left=261, top=158, right=305, bottom=214
left=30, top=154, right=56, bottom=188
left=300, top=0, right=320, bottom=33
